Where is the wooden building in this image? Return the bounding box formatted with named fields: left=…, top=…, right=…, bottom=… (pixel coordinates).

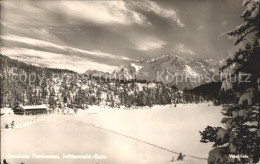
left=12, top=105, right=49, bottom=115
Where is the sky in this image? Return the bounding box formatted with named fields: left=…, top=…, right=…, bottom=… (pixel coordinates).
left=0, top=0, right=244, bottom=73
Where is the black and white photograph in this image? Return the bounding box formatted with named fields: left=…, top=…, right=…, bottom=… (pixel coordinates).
left=0, top=0, right=259, bottom=163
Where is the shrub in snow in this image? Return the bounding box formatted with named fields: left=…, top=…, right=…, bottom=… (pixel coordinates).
left=11, top=121, right=15, bottom=128
left=176, top=153, right=185, bottom=161
left=171, top=156, right=175, bottom=162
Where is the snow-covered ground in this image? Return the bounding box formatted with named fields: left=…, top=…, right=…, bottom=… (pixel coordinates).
left=1, top=103, right=223, bottom=164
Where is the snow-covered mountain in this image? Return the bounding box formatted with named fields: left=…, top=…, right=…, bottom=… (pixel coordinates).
left=112, top=54, right=224, bottom=89
left=84, top=69, right=110, bottom=77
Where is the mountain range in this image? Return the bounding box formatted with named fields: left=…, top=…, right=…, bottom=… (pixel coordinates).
left=85, top=54, right=225, bottom=89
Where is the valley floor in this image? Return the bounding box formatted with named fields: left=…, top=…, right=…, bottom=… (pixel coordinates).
left=1, top=103, right=223, bottom=164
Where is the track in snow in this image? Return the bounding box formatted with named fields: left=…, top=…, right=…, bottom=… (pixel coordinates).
left=63, top=118, right=207, bottom=161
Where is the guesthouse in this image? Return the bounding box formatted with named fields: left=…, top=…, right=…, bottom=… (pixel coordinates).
left=12, top=105, right=50, bottom=115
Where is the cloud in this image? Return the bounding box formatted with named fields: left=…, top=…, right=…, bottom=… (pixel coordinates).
left=197, top=26, right=205, bottom=31
left=176, top=43, right=195, bottom=55
left=132, top=0, right=185, bottom=27
left=2, top=47, right=117, bottom=73
left=1, top=35, right=133, bottom=61
left=3, top=0, right=184, bottom=28
left=222, top=21, right=227, bottom=26
left=49, top=1, right=149, bottom=26
left=1, top=0, right=241, bottom=68
left=1, top=35, right=65, bottom=50
left=131, top=36, right=166, bottom=51
left=45, top=0, right=184, bottom=27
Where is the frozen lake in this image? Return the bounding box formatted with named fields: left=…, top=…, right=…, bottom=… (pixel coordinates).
left=1, top=103, right=222, bottom=164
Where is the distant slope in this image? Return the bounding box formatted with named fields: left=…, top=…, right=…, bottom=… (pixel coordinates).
left=189, top=81, right=222, bottom=100
left=1, top=54, right=194, bottom=108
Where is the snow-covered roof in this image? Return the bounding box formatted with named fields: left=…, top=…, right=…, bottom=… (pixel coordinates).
left=14, top=105, right=48, bottom=110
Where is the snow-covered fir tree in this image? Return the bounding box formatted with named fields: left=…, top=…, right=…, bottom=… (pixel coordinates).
left=200, top=0, right=260, bottom=163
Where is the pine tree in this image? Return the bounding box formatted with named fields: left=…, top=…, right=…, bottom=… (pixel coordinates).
left=96, top=89, right=101, bottom=106
left=200, top=0, right=260, bottom=163
left=110, top=95, right=115, bottom=108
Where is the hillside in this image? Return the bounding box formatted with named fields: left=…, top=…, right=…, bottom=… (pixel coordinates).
left=0, top=54, right=204, bottom=109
